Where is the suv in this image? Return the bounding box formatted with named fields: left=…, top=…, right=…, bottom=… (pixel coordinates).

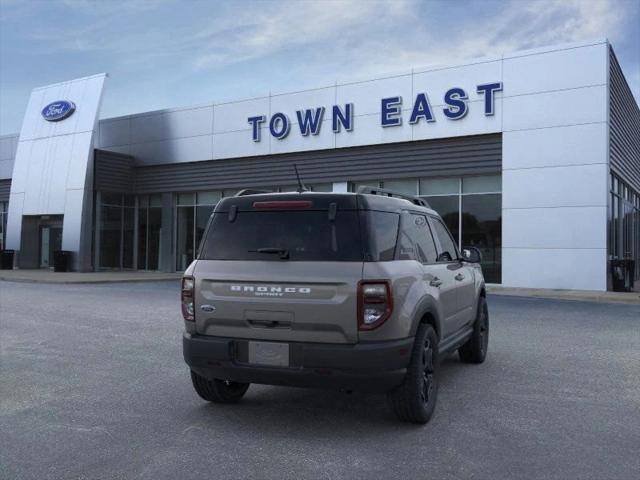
left=181, top=187, right=489, bottom=423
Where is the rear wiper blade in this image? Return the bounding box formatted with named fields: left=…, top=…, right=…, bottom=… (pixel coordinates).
left=249, top=247, right=290, bottom=259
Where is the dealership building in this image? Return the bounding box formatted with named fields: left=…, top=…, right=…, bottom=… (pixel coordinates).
left=0, top=39, right=638, bottom=291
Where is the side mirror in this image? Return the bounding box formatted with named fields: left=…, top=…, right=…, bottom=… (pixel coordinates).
left=461, top=246, right=482, bottom=263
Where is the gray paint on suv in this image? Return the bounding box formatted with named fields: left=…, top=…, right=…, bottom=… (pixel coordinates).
left=181, top=189, right=489, bottom=423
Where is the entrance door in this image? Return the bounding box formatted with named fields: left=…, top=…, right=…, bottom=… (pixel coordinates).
left=39, top=225, right=62, bottom=268
left=40, top=227, right=50, bottom=267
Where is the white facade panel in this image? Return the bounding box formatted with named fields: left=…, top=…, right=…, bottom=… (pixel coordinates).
left=270, top=118, right=335, bottom=154
left=5, top=192, right=24, bottom=249
left=270, top=86, right=336, bottom=119
left=412, top=99, right=501, bottom=141
left=502, top=85, right=607, bottom=131
left=213, top=97, right=270, bottom=134
left=163, top=106, right=213, bottom=139
left=61, top=188, right=85, bottom=251
left=413, top=60, right=502, bottom=108
left=503, top=163, right=608, bottom=209
left=0, top=159, right=13, bottom=179
left=336, top=74, right=412, bottom=117
left=335, top=112, right=412, bottom=149
left=130, top=112, right=167, bottom=143
left=503, top=206, right=607, bottom=250
left=66, top=131, right=93, bottom=190
left=503, top=123, right=608, bottom=170
left=98, top=117, right=130, bottom=148
left=502, top=248, right=607, bottom=291
left=6, top=73, right=106, bottom=271
left=503, top=44, right=607, bottom=96
left=0, top=135, right=18, bottom=161
left=213, top=128, right=270, bottom=159
left=130, top=134, right=213, bottom=165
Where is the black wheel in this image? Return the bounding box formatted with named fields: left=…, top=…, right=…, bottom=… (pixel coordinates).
left=190, top=370, right=250, bottom=403
left=458, top=296, right=489, bottom=364
left=387, top=324, right=438, bottom=424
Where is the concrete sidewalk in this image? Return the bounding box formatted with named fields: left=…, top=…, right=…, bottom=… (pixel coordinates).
left=487, top=285, right=640, bottom=305
left=1, top=269, right=638, bottom=304
left=0, top=269, right=182, bottom=284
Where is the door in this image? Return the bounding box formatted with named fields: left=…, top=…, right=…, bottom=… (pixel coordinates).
left=398, top=212, right=460, bottom=337
left=428, top=216, right=474, bottom=334
left=40, top=227, right=50, bottom=267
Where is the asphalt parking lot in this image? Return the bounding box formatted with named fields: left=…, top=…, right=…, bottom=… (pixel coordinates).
left=1, top=281, right=639, bottom=480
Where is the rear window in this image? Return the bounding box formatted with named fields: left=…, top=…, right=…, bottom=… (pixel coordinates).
left=200, top=210, right=363, bottom=261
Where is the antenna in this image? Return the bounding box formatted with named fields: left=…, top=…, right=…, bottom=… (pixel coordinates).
left=293, top=164, right=308, bottom=193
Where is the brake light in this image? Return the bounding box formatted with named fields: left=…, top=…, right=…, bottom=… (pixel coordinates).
left=181, top=276, right=195, bottom=321
left=252, top=200, right=313, bottom=209
left=358, top=280, right=393, bottom=330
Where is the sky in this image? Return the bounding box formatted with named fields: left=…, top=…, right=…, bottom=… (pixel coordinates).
left=0, top=0, right=639, bottom=135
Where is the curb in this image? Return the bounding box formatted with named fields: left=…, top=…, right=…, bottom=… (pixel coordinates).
left=0, top=276, right=181, bottom=285
left=487, top=287, right=640, bottom=305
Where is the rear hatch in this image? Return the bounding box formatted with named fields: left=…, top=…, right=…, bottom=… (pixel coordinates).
left=193, top=194, right=363, bottom=344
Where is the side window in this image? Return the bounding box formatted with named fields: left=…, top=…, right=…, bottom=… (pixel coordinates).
left=398, top=213, right=438, bottom=263
left=397, top=231, right=416, bottom=260
left=430, top=217, right=458, bottom=262
left=367, top=211, right=400, bottom=261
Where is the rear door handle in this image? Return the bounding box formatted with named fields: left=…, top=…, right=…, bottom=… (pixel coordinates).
left=429, top=277, right=443, bottom=287
left=455, top=273, right=465, bottom=281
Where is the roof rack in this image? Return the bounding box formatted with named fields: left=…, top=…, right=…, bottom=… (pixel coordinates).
left=234, top=189, right=273, bottom=197
left=356, top=186, right=431, bottom=208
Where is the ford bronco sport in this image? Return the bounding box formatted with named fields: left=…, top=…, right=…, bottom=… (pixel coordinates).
left=181, top=187, right=488, bottom=423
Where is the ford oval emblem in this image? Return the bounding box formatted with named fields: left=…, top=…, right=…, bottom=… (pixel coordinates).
left=41, top=100, right=76, bottom=122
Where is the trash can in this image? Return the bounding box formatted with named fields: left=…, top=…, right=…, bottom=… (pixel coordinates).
left=0, top=249, right=15, bottom=270
left=611, top=259, right=633, bottom=292
left=53, top=250, right=72, bottom=272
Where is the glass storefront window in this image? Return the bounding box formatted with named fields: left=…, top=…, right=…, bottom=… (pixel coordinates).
left=176, top=206, right=195, bottom=271
left=176, top=190, right=221, bottom=271
left=99, top=204, right=122, bottom=269
left=419, top=177, right=459, bottom=195
left=98, top=193, right=135, bottom=270
left=0, top=201, right=7, bottom=250
left=382, top=179, right=418, bottom=195
left=462, top=175, right=501, bottom=194
left=422, top=196, right=460, bottom=245
left=462, top=194, right=502, bottom=284
left=608, top=173, right=640, bottom=285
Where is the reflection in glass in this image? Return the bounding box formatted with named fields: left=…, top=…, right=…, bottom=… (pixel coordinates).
left=123, top=207, right=135, bottom=269
left=422, top=195, right=459, bottom=244
left=176, top=206, right=194, bottom=271
left=196, top=206, right=215, bottom=256
left=147, top=207, right=162, bottom=270
left=100, top=205, right=121, bottom=268
left=462, top=194, right=502, bottom=283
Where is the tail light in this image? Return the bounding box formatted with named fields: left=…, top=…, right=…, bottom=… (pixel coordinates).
left=358, top=280, right=393, bottom=330
left=181, top=276, right=195, bottom=321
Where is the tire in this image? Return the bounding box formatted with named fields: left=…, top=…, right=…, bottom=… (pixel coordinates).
left=458, top=296, right=489, bottom=364
left=190, top=370, right=250, bottom=403
left=387, top=324, right=438, bottom=424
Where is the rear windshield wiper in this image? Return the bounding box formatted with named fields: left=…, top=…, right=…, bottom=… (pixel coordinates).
left=249, top=247, right=290, bottom=260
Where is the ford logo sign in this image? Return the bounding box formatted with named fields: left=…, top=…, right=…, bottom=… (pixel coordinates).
left=41, top=100, right=76, bottom=122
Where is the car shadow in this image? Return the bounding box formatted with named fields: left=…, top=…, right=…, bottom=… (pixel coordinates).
left=188, top=353, right=470, bottom=433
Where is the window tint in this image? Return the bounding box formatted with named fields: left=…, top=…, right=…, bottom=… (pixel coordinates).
left=431, top=218, right=458, bottom=262
left=400, top=214, right=438, bottom=263
left=366, top=211, right=399, bottom=261
left=200, top=210, right=362, bottom=262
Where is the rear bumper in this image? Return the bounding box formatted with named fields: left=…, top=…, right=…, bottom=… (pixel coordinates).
left=183, top=333, right=413, bottom=392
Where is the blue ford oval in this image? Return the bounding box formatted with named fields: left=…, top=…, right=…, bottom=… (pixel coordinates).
left=41, top=100, right=76, bottom=122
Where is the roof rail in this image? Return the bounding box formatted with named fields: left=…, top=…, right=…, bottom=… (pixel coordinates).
left=356, top=185, right=431, bottom=208
left=234, top=189, right=272, bottom=197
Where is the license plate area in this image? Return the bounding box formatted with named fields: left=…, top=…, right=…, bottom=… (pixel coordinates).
left=248, top=341, right=290, bottom=367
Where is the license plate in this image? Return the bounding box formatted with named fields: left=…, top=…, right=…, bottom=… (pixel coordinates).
left=248, top=341, right=289, bottom=367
